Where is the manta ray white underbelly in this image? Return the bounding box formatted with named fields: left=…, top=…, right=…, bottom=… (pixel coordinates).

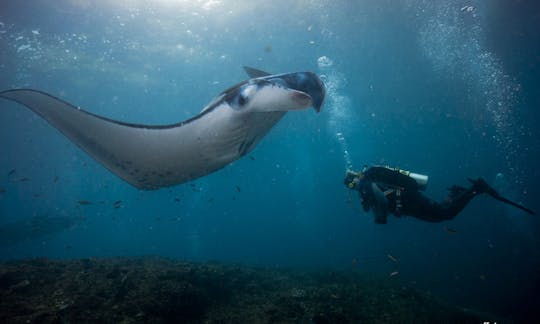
left=0, top=67, right=325, bottom=189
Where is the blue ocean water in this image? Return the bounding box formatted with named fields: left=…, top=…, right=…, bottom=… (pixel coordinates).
left=0, top=0, right=538, bottom=319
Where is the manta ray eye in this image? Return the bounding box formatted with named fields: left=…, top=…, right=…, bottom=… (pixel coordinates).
left=236, top=84, right=256, bottom=107
left=238, top=93, right=248, bottom=106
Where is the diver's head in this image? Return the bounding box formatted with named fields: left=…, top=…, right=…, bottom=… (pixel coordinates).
left=344, top=170, right=364, bottom=190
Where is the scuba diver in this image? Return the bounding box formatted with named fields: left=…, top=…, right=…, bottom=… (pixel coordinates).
left=344, top=166, right=535, bottom=224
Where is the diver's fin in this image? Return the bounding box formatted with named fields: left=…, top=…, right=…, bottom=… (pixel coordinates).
left=243, top=66, right=271, bottom=78
left=469, top=178, right=535, bottom=215
left=490, top=193, right=535, bottom=215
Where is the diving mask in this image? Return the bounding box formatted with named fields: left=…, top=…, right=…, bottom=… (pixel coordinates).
left=344, top=170, right=363, bottom=189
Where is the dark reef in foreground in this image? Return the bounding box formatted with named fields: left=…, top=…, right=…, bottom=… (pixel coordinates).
left=0, top=257, right=496, bottom=323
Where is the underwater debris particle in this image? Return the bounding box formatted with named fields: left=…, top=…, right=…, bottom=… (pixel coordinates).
left=113, top=200, right=123, bottom=209
left=390, top=271, right=399, bottom=277
left=387, top=254, right=397, bottom=262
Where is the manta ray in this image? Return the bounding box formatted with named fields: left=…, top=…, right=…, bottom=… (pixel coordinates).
left=0, top=67, right=325, bottom=189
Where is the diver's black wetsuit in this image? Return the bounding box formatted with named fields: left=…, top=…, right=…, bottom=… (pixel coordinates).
left=356, top=167, right=478, bottom=223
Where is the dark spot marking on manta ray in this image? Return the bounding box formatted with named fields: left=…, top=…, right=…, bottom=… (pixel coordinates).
left=238, top=141, right=246, bottom=155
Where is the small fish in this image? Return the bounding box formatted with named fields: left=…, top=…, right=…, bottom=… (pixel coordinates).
left=444, top=226, right=458, bottom=234
left=249, top=156, right=256, bottom=161
left=174, top=197, right=181, bottom=202
left=0, top=188, right=5, bottom=194
left=114, top=205, right=122, bottom=209
left=7, top=169, right=16, bottom=176
left=53, top=176, right=59, bottom=182
left=78, top=200, right=92, bottom=205
left=236, top=185, right=241, bottom=193
left=390, top=271, right=399, bottom=277
left=16, top=177, right=30, bottom=182
left=113, top=200, right=122, bottom=206
left=387, top=254, right=398, bottom=262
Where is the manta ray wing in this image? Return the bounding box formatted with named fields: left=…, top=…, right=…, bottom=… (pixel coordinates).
left=243, top=66, right=271, bottom=78
left=0, top=89, right=242, bottom=189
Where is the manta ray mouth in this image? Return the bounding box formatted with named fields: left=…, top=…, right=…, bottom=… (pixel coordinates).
left=272, top=72, right=325, bottom=113
left=291, top=91, right=312, bottom=107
